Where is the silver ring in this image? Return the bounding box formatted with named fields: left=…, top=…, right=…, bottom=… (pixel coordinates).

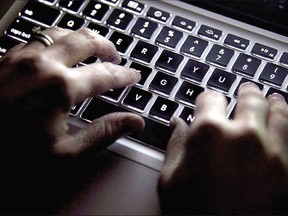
left=31, top=27, right=54, bottom=47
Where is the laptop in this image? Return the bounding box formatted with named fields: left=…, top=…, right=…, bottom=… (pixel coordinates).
left=1, top=0, right=288, bottom=214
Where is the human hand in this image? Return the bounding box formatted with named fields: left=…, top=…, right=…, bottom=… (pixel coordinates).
left=0, top=27, right=144, bottom=163
left=158, top=83, right=288, bottom=214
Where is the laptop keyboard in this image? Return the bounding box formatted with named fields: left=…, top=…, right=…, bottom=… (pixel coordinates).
left=1, top=0, right=288, bottom=151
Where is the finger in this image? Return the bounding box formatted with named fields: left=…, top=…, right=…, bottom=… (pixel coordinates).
left=160, top=118, right=189, bottom=183
left=53, top=112, right=145, bottom=159
left=67, top=62, right=141, bottom=103
left=24, top=27, right=73, bottom=50
left=234, top=82, right=269, bottom=127
left=267, top=93, right=288, bottom=146
left=44, top=28, right=121, bottom=67
left=194, top=90, right=228, bottom=124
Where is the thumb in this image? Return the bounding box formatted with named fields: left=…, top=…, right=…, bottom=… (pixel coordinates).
left=53, top=112, right=145, bottom=159
left=160, top=117, right=190, bottom=187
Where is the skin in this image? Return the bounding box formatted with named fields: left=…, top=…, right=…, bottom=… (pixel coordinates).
left=159, top=83, right=288, bottom=214
left=0, top=27, right=145, bottom=213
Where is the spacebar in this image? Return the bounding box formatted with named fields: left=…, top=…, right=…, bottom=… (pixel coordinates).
left=81, top=98, right=171, bottom=151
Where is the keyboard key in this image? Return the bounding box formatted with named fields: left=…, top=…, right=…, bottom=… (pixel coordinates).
left=206, top=44, right=234, bottom=67
left=0, top=36, right=21, bottom=57
left=130, top=40, right=158, bottom=63
left=122, top=87, right=152, bottom=111
left=149, top=72, right=178, bottom=95
left=179, top=106, right=195, bottom=124
left=197, top=24, right=222, bottom=41
left=266, top=88, right=288, bottom=103
left=81, top=97, right=125, bottom=122
left=146, top=7, right=170, bottom=23
left=82, top=1, right=109, bottom=21
left=224, top=33, right=250, bottom=51
left=251, top=43, right=278, bottom=60
left=129, top=62, right=152, bottom=85
left=57, top=13, right=85, bottom=30
left=20, top=1, right=61, bottom=26
left=6, top=18, right=40, bottom=42
left=58, top=0, right=85, bottom=12
left=259, top=63, right=288, bottom=87
left=175, top=81, right=204, bottom=106
left=106, top=9, right=133, bottom=30
left=207, top=68, right=237, bottom=93
left=149, top=97, right=179, bottom=122
left=122, top=0, right=145, bottom=14
left=180, top=35, right=208, bottom=58
left=87, top=23, right=109, bottom=36
left=101, top=0, right=119, bottom=5
left=70, top=100, right=85, bottom=116
left=234, top=78, right=264, bottom=97
left=131, top=18, right=158, bottom=39
left=181, top=59, right=210, bottom=83
left=109, top=31, right=133, bottom=53
left=155, top=50, right=184, bottom=73
left=155, top=26, right=183, bottom=49
left=172, top=15, right=195, bottom=32
left=280, top=52, right=288, bottom=66
left=128, top=116, right=171, bottom=151
left=101, top=88, right=126, bottom=101
left=232, top=53, right=261, bottom=77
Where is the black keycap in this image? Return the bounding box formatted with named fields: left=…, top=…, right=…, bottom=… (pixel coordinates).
left=155, top=26, right=183, bottom=49
left=232, top=53, right=261, bottom=77
left=123, top=87, right=152, bottom=111
left=175, top=81, right=204, bottom=106
left=131, top=17, right=158, bottom=39
left=20, top=1, right=61, bottom=26
left=81, top=97, right=125, bottom=122
left=280, top=52, right=288, bottom=66
left=146, top=7, right=170, bottom=23
left=128, top=116, right=171, bottom=151
left=82, top=1, right=109, bottom=21
left=58, top=0, right=85, bottom=12
left=181, top=59, right=210, bottom=82
left=180, top=35, right=208, bottom=58
left=6, top=18, right=40, bottom=42
left=234, top=78, right=264, bottom=97
left=80, top=56, right=98, bottom=65
left=198, top=24, right=222, bottom=41
left=224, top=33, right=250, bottom=51
left=266, top=88, right=288, bottom=103
left=251, top=43, right=278, bottom=60
left=206, top=44, right=234, bottom=67
left=57, top=13, right=85, bottom=30
left=207, top=68, right=237, bottom=93
left=106, top=9, right=133, bottom=30
left=149, top=97, right=179, bottom=122
left=155, top=50, right=184, bottom=73
left=109, top=31, right=133, bottom=53
left=172, top=16, right=195, bottom=32
left=70, top=101, right=85, bottom=116
left=0, top=35, right=21, bottom=57
left=179, top=106, right=195, bottom=124
left=122, top=0, right=145, bottom=14
left=149, top=72, right=178, bottom=95
left=101, top=88, right=126, bottom=101
left=129, top=62, right=152, bottom=85
left=81, top=97, right=171, bottom=151
left=130, top=40, right=158, bottom=63
left=87, top=23, right=109, bottom=36
left=259, top=63, right=288, bottom=87
left=119, top=58, right=127, bottom=66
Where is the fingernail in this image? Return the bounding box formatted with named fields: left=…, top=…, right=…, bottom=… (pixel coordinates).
left=130, top=68, right=142, bottom=81
left=238, top=82, right=259, bottom=95
left=268, top=93, right=286, bottom=103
